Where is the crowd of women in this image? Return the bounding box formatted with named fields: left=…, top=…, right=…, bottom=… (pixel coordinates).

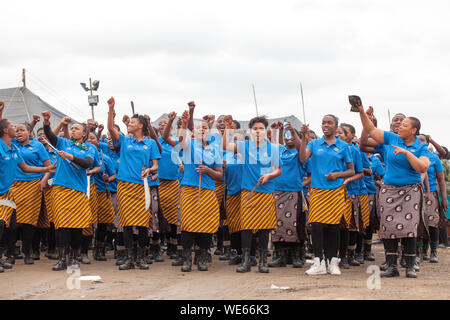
left=0, top=98, right=449, bottom=279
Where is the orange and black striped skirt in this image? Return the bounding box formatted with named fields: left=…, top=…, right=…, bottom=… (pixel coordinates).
left=10, top=179, right=42, bottom=226
left=52, top=185, right=92, bottom=229
left=97, top=192, right=115, bottom=224
left=216, top=181, right=227, bottom=226
left=180, top=185, right=220, bottom=233
left=36, top=193, right=50, bottom=229
left=159, top=179, right=180, bottom=225
left=43, top=185, right=54, bottom=223
left=342, top=193, right=353, bottom=228
left=240, top=190, right=277, bottom=230
left=89, top=182, right=99, bottom=224
left=0, top=190, right=15, bottom=227
left=308, top=186, right=346, bottom=225
left=360, top=193, right=370, bottom=229
left=226, top=193, right=242, bottom=234
left=117, top=180, right=151, bottom=228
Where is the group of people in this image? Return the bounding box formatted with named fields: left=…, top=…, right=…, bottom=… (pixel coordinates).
left=0, top=98, right=448, bottom=279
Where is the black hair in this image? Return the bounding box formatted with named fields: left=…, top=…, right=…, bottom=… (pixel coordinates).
left=248, top=116, right=268, bottom=129
left=114, top=124, right=121, bottom=133
left=0, top=119, right=10, bottom=138
left=132, top=114, right=150, bottom=136
left=309, top=130, right=317, bottom=139
left=36, top=127, right=44, bottom=134
left=88, top=131, right=100, bottom=141
left=153, top=127, right=159, bottom=136
left=407, top=117, right=421, bottom=136
left=418, top=133, right=430, bottom=145
left=443, top=146, right=449, bottom=159
left=232, top=120, right=241, bottom=129
left=392, top=113, right=406, bottom=120
left=323, top=114, right=339, bottom=126
left=17, top=122, right=32, bottom=132
left=341, top=123, right=356, bottom=135
left=338, top=125, right=348, bottom=136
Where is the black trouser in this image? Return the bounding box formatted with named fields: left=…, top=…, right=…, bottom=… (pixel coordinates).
left=241, top=229, right=269, bottom=254
left=356, top=226, right=373, bottom=254
left=439, top=226, right=449, bottom=246
left=181, top=231, right=211, bottom=250
left=311, top=222, right=340, bottom=261
left=4, top=211, right=18, bottom=256
left=383, top=237, right=415, bottom=255
left=18, top=223, right=35, bottom=255
left=55, top=228, right=82, bottom=250
left=115, top=231, right=124, bottom=247
left=95, top=223, right=107, bottom=244
left=216, top=226, right=224, bottom=249
left=230, top=232, right=242, bottom=255
left=32, top=226, right=43, bottom=252
left=339, top=228, right=349, bottom=258
left=47, top=223, right=56, bottom=252
left=273, top=241, right=301, bottom=250
left=123, top=226, right=148, bottom=249
left=222, top=225, right=230, bottom=243
left=81, top=235, right=92, bottom=254
left=348, top=230, right=358, bottom=251
left=429, top=226, right=439, bottom=248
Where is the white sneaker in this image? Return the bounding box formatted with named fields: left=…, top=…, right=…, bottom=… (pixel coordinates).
left=305, top=257, right=327, bottom=275
left=327, top=257, right=341, bottom=275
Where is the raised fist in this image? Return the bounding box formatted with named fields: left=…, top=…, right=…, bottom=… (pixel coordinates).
left=168, top=112, right=177, bottom=121
left=107, top=97, right=115, bottom=109
left=42, top=110, right=51, bottom=122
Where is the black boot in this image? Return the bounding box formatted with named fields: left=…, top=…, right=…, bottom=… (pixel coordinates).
left=236, top=248, right=251, bottom=273
left=380, top=254, right=400, bottom=277
left=364, top=249, right=375, bottom=261
left=258, top=249, right=269, bottom=273
left=399, top=251, right=406, bottom=268
left=193, top=248, right=200, bottom=265
left=380, top=252, right=388, bottom=271
left=405, top=255, right=418, bottom=278
left=14, top=245, right=23, bottom=259
left=219, top=246, right=230, bottom=261
left=430, top=246, right=439, bottom=263
left=52, top=247, right=68, bottom=271
left=292, top=246, right=305, bottom=268
left=339, top=255, right=350, bottom=269
left=118, top=249, right=135, bottom=270
left=228, top=249, right=242, bottom=265
left=32, top=249, right=40, bottom=260
left=94, top=242, right=107, bottom=261
left=268, top=247, right=287, bottom=267
left=348, top=250, right=360, bottom=266
left=355, top=251, right=365, bottom=264
left=181, top=249, right=192, bottom=272
left=115, top=249, right=126, bottom=266
left=79, top=251, right=91, bottom=264
left=152, top=243, right=164, bottom=262
left=69, top=249, right=80, bottom=269
left=24, top=248, right=35, bottom=265
left=0, top=248, right=13, bottom=270
left=197, top=248, right=209, bottom=271
left=172, top=249, right=184, bottom=266
left=422, top=246, right=429, bottom=261
left=135, top=247, right=149, bottom=270
left=143, top=246, right=153, bottom=265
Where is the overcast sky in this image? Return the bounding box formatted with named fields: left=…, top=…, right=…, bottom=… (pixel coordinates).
left=1, top=0, right=449, bottom=146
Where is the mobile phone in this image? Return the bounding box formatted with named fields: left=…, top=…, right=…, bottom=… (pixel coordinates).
left=348, top=95, right=362, bottom=112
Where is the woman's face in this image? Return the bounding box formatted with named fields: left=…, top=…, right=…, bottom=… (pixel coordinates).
left=3, top=121, right=16, bottom=139
left=71, top=124, right=86, bottom=141
left=37, top=130, right=46, bottom=145
left=194, top=121, right=209, bottom=141
left=321, top=116, right=337, bottom=136
left=15, top=124, right=29, bottom=143
left=128, top=117, right=142, bottom=135
left=86, top=132, right=99, bottom=147
left=336, top=126, right=348, bottom=142
left=216, top=116, right=225, bottom=135
left=158, top=119, right=168, bottom=135
left=108, top=138, right=115, bottom=150
left=391, top=114, right=405, bottom=134
left=250, top=122, right=267, bottom=144
left=398, top=118, right=416, bottom=140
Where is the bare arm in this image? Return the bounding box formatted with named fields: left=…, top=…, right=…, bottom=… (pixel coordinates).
left=187, top=102, right=195, bottom=132
left=357, top=106, right=384, bottom=144
left=436, top=171, right=448, bottom=212
left=222, top=116, right=237, bottom=153
left=343, top=172, right=364, bottom=186
left=162, top=112, right=177, bottom=147
left=299, top=124, right=312, bottom=163
left=145, top=115, right=161, bottom=153
left=428, top=136, right=447, bottom=158
left=325, top=162, right=355, bottom=181
left=18, top=161, right=53, bottom=173
left=392, top=146, right=430, bottom=174
left=107, top=97, right=120, bottom=142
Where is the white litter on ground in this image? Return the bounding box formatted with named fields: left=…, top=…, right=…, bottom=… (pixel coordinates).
left=270, top=284, right=291, bottom=290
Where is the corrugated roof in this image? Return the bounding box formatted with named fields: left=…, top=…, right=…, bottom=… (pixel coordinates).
left=0, top=87, right=70, bottom=130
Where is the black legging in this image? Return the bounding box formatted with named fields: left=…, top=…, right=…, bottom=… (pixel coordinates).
left=21, top=224, right=34, bottom=255
left=55, top=228, right=82, bottom=250
left=123, top=226, right=148, bottom=249
left=311, top=222, right=340, bottom=261
left=241, top=229, right=269, bottom=252
left=383, top=237, right=416, bottom=255
left=339, top=228, right=349, bottom=258
left=4, top=211, right=18, bottom=256
left=95, top=223, right=107, bottom=243
left=181, top=231, right=211, bottom=250
left=47, top=223, right=56, bottom=252
left=230, top=232, right=242, bottom=255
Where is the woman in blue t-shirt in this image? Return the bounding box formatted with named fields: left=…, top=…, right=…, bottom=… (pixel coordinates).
left=223, top=115, right=282, bottom=274
left=358, top=105, right=430, bottom=278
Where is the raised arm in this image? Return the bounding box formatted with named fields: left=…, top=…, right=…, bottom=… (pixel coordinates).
left=144, top=115, right=162, bottom=153
left=177, top=110, right=190, bottom=149
left=0, top=101, right=4, bottom=119
left=357, top=105, right=384, bottom=145
left=107, top=97, right=120, bottom=142
left=162, top=112, right=178, bottom=147
left=299, top=124, right=312, bottom=163
left=187, top=101, right=195, bottom=132
left=53, top=116, right=71, bottom=138
left=41, top=110, right=58, bottom=146
left=436, top=171, right=448, bottom=212
left=29, top=114, right=41, bottom=132
left=427, top=135, right=447, bottom=158
left=223, top=115, right=237, bottom=154
left=285, top=121, right=301, bottom=151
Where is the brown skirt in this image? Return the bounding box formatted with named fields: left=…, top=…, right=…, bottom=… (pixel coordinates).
left=226, top=193, right=242, bottom=234
left=272, top=191, right=300, bottom=243
left=309, top=186, right=346, bottom=225
left=10, top=180, right=42, bottom=226
left=180, top=186, right=220, bottom=233
left=52, top=185, right=92, bottom=229
left=117, top=181, right=151, bottom=228
left=159, top=179, right=180, bottom=225
left=0, top=190, right=15, bottom=227
left=424, top=191, right=441, bottom=228
left=150, top=186, right=170, bottom=233
left=378, top=183, right=424, bottom=239
left=240, top=190, right=277, bottom=230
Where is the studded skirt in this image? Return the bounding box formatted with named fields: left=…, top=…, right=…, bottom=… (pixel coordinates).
left=272, top=191, right=301, bottom=243
left=424, top=191, right=441, bottom=228
left=378, top=182, right=425, bottom=239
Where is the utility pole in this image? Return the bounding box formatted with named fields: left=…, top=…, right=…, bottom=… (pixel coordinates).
left=22, top=68, right=26, bottom=88
left=80, top=78, right=100, bottom=121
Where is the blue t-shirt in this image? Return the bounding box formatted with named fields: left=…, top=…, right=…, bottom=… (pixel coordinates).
left=108, top=151, right=120, bottom=193
left=356, top=147, right=370, bottom=196
left=13, top=138, right=49, bottom=181
left=99, top=141, right=113, bottom=158
left=224, top=151, right=242, bottom=196
left=345, top=143, right=364, bottom=197
left=46, top=148, right=58, bottom=180
left=52, top=137, right=96, bottom=194
left=180, top=138, right=222, bottom=190
left=426, top=152, right=444, bottom=192
left=306, top=136, right=353, bottom=190
left=116, top=135, right=161, bottom=185
left=0, top=139, right=24, bottom=194
left=86, top=142, right=101, bottom=169
left=158, top=136, right=180, bottom=180
left=275, top=145, right=304, bottom=192
left=363, top=154, right=385, bottom=194
left=94, top=153, right=115, bottom=193
left=382, top=131, right=432, bottom=186
left=236, top=139, right=282, bottom=194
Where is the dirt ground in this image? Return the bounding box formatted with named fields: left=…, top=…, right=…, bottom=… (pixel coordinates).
left=1, top=243, right=449, bottom=300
